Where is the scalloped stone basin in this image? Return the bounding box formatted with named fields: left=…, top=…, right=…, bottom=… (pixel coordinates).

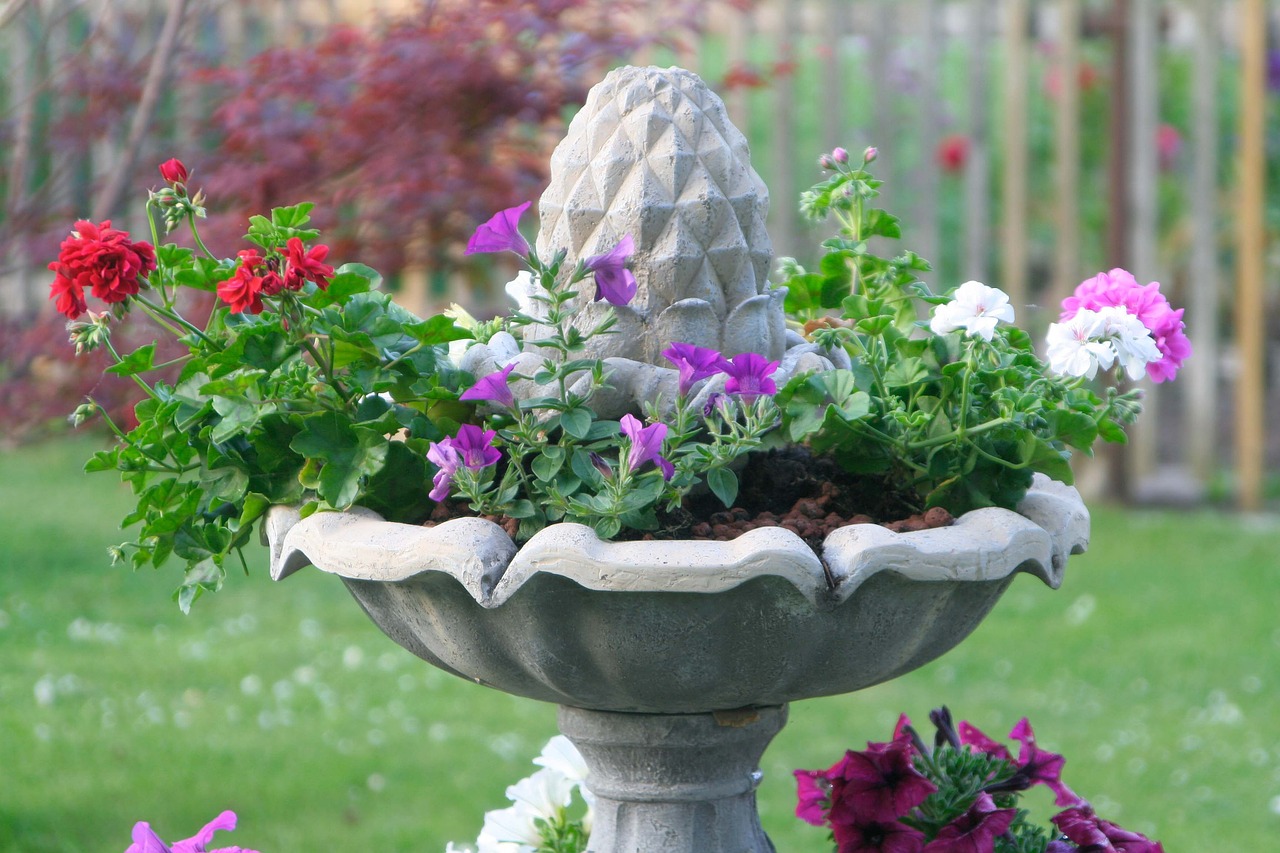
left=265, top=475, right=1088, bottom=715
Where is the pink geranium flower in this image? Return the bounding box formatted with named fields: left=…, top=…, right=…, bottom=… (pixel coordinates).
left=1059, top=269, right=1190, bottom=383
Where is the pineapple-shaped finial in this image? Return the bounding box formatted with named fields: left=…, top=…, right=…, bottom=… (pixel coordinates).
left=536, top=65, right=786, bottom=364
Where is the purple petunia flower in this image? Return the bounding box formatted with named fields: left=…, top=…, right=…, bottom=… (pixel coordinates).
left=957, top=720, right=1012, bottom=763
left=427, top=425, right=500, bottom=501
left=125, top=810, right=260, bottom=853
left=452, top=424, right=502, bottom=469
left=1009, top=718, right=1083, bottom=807
left=619, top=413, right=673, bottom=480
left=1051, top=805, right=1165, bottom=853
left=586, top=235, right=638, bottom=306
left=825, top=738, right=938, bottom=826
left=721, top=352, right=780, bottom=401
left=831, top=816, right=926, bottom=853
left=465, top=202, right=531, bottom=256
left=460, top=363, right=517, bottom=409
left=661, top=342, right=726, bottom=396
left=793, top=769, right=830, bottom=827
left=427, top=438, right=463, bottom=502
left=921, top=793, right=1016, bottom=853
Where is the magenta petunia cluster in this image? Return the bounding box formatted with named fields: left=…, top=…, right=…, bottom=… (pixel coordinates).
left=795, top=709, right=1164, bottom=853
left=1060, top=268, right=1190, bottom=383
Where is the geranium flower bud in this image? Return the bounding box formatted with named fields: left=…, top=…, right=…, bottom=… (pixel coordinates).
left=818, top=154, right=834, bottom=170
left=832, top=147, right=849, bottom=164
left=158, top=158, right=189, bottom=185
left=863, top=146, right=878, bottom=164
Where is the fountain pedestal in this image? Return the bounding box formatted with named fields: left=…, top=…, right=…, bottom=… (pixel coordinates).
left=559, top=705, right=786, bottom=853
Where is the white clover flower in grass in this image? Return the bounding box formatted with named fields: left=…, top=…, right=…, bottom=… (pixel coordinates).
left=1045, top=309, right=1117, bottom=379
left=929, top=280, right=1016, bottom=342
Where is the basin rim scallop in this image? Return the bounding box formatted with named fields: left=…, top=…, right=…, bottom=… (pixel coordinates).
left=264, top=474, right=1089, bottom=608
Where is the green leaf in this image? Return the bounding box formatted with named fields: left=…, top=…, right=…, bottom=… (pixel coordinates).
left=308, top=271, right=373, bottom=307
left=290, top=413, right=390, bottom=508
left=782, top=272, right=825, bottom=316
left=403, top=315, right=470, bottom=346
left=106, top=343, right=157, bottom=377
left=531, top=448, right=565, bottom=482
left=559, top=407, right=593, bottom=439
left=707, top=467, right=739, bottom=508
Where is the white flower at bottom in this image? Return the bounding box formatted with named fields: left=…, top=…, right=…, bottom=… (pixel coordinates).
left=929, top=280, right=1016, bottom=341
left=476, top=802, right=543, bottom=853
left=533, top=735, right=589, bottom=785
left=1045, top=310, right=1117, bottom=379
left=506, top=767, right=575, bottom=820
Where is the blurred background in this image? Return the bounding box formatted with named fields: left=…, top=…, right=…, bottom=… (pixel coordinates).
left=0, top=2, right=1278, bottom=851
left=0, top=0, right=1277, bottom=507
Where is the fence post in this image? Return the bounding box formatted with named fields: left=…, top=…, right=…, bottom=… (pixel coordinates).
left=1236, top=0, right=1267, bottom=511
left=770, top=0, right=799, bottom=259
left=1126, top=0, right=1160, bottom=486
left=963, top=0, right=992, bottom=284
left=1001, top=0, right=1029, bottom=309
left=1051, top=0, right=1081, bottom=311
left=1186, top=0, right=1221, bottom=485
left=910, top=0, right=941, bottom=280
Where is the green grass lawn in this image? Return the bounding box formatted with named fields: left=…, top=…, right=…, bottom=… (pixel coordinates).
left=2, top=436, right=1276, bottom=851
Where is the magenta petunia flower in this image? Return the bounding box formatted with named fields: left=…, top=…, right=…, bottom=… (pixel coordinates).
left=793, top=768, right=830, bottom=827
left=1052, top=805, right=1165, bottom=853
left=125, top=810, right=260, bottom=853
left=460, top=363, right=517, bottom=409
left=619, top=413, right=673, bottom=480
left=826, top=738, right=938, bottom=826
left=921, top=793, right=1016, bottom=853
left=586, top=234, right=638, bottom=306
left=465, top=202, right=531, bottom=256
left=661, top=342, right=726, bottom=396
left=957, top=720, right=1012, bottom=763
left=1009, top=718, right=1083, bottom=807
left=831, top=817, right=926, bottom=853
left=721, top=352, right=780, bottom=401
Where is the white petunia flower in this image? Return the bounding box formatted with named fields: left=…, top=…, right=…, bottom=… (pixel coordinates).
left=476, top=802, right=542, bottom=853
left=929, top=280, right=1016, bottom=341
left=533, top=735, right=589, bottom=784
left=505, top=767, right=575, bottom=820
left=1045, top=309, right=1117, bottom=379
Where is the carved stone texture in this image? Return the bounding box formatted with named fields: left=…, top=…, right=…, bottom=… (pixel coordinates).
left=558, top=705, right=784, bottom=853
left=536, top=65, right=785, bottom=365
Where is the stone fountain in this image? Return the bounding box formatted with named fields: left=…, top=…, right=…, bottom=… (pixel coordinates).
left=265, top=67, right=1090, bottom=852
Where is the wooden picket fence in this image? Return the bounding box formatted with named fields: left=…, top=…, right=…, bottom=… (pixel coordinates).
left=0, top=0, right=1273, bottom=506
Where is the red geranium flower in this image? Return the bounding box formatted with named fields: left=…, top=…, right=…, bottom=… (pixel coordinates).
left=936, top=135, right=970, bottom=173
left=217, top=250, right=268, bottom=314
left=47, top=220, right=156, bottom=319
left=284, top=237, right=335, bottom=291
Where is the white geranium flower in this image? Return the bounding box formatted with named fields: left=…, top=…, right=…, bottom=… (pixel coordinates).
left=1045, top=309, right=1116, bottom=379
left=929, top=280, right=1016, bottom=341
left=1096, top=305, right=1161, bottom=380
